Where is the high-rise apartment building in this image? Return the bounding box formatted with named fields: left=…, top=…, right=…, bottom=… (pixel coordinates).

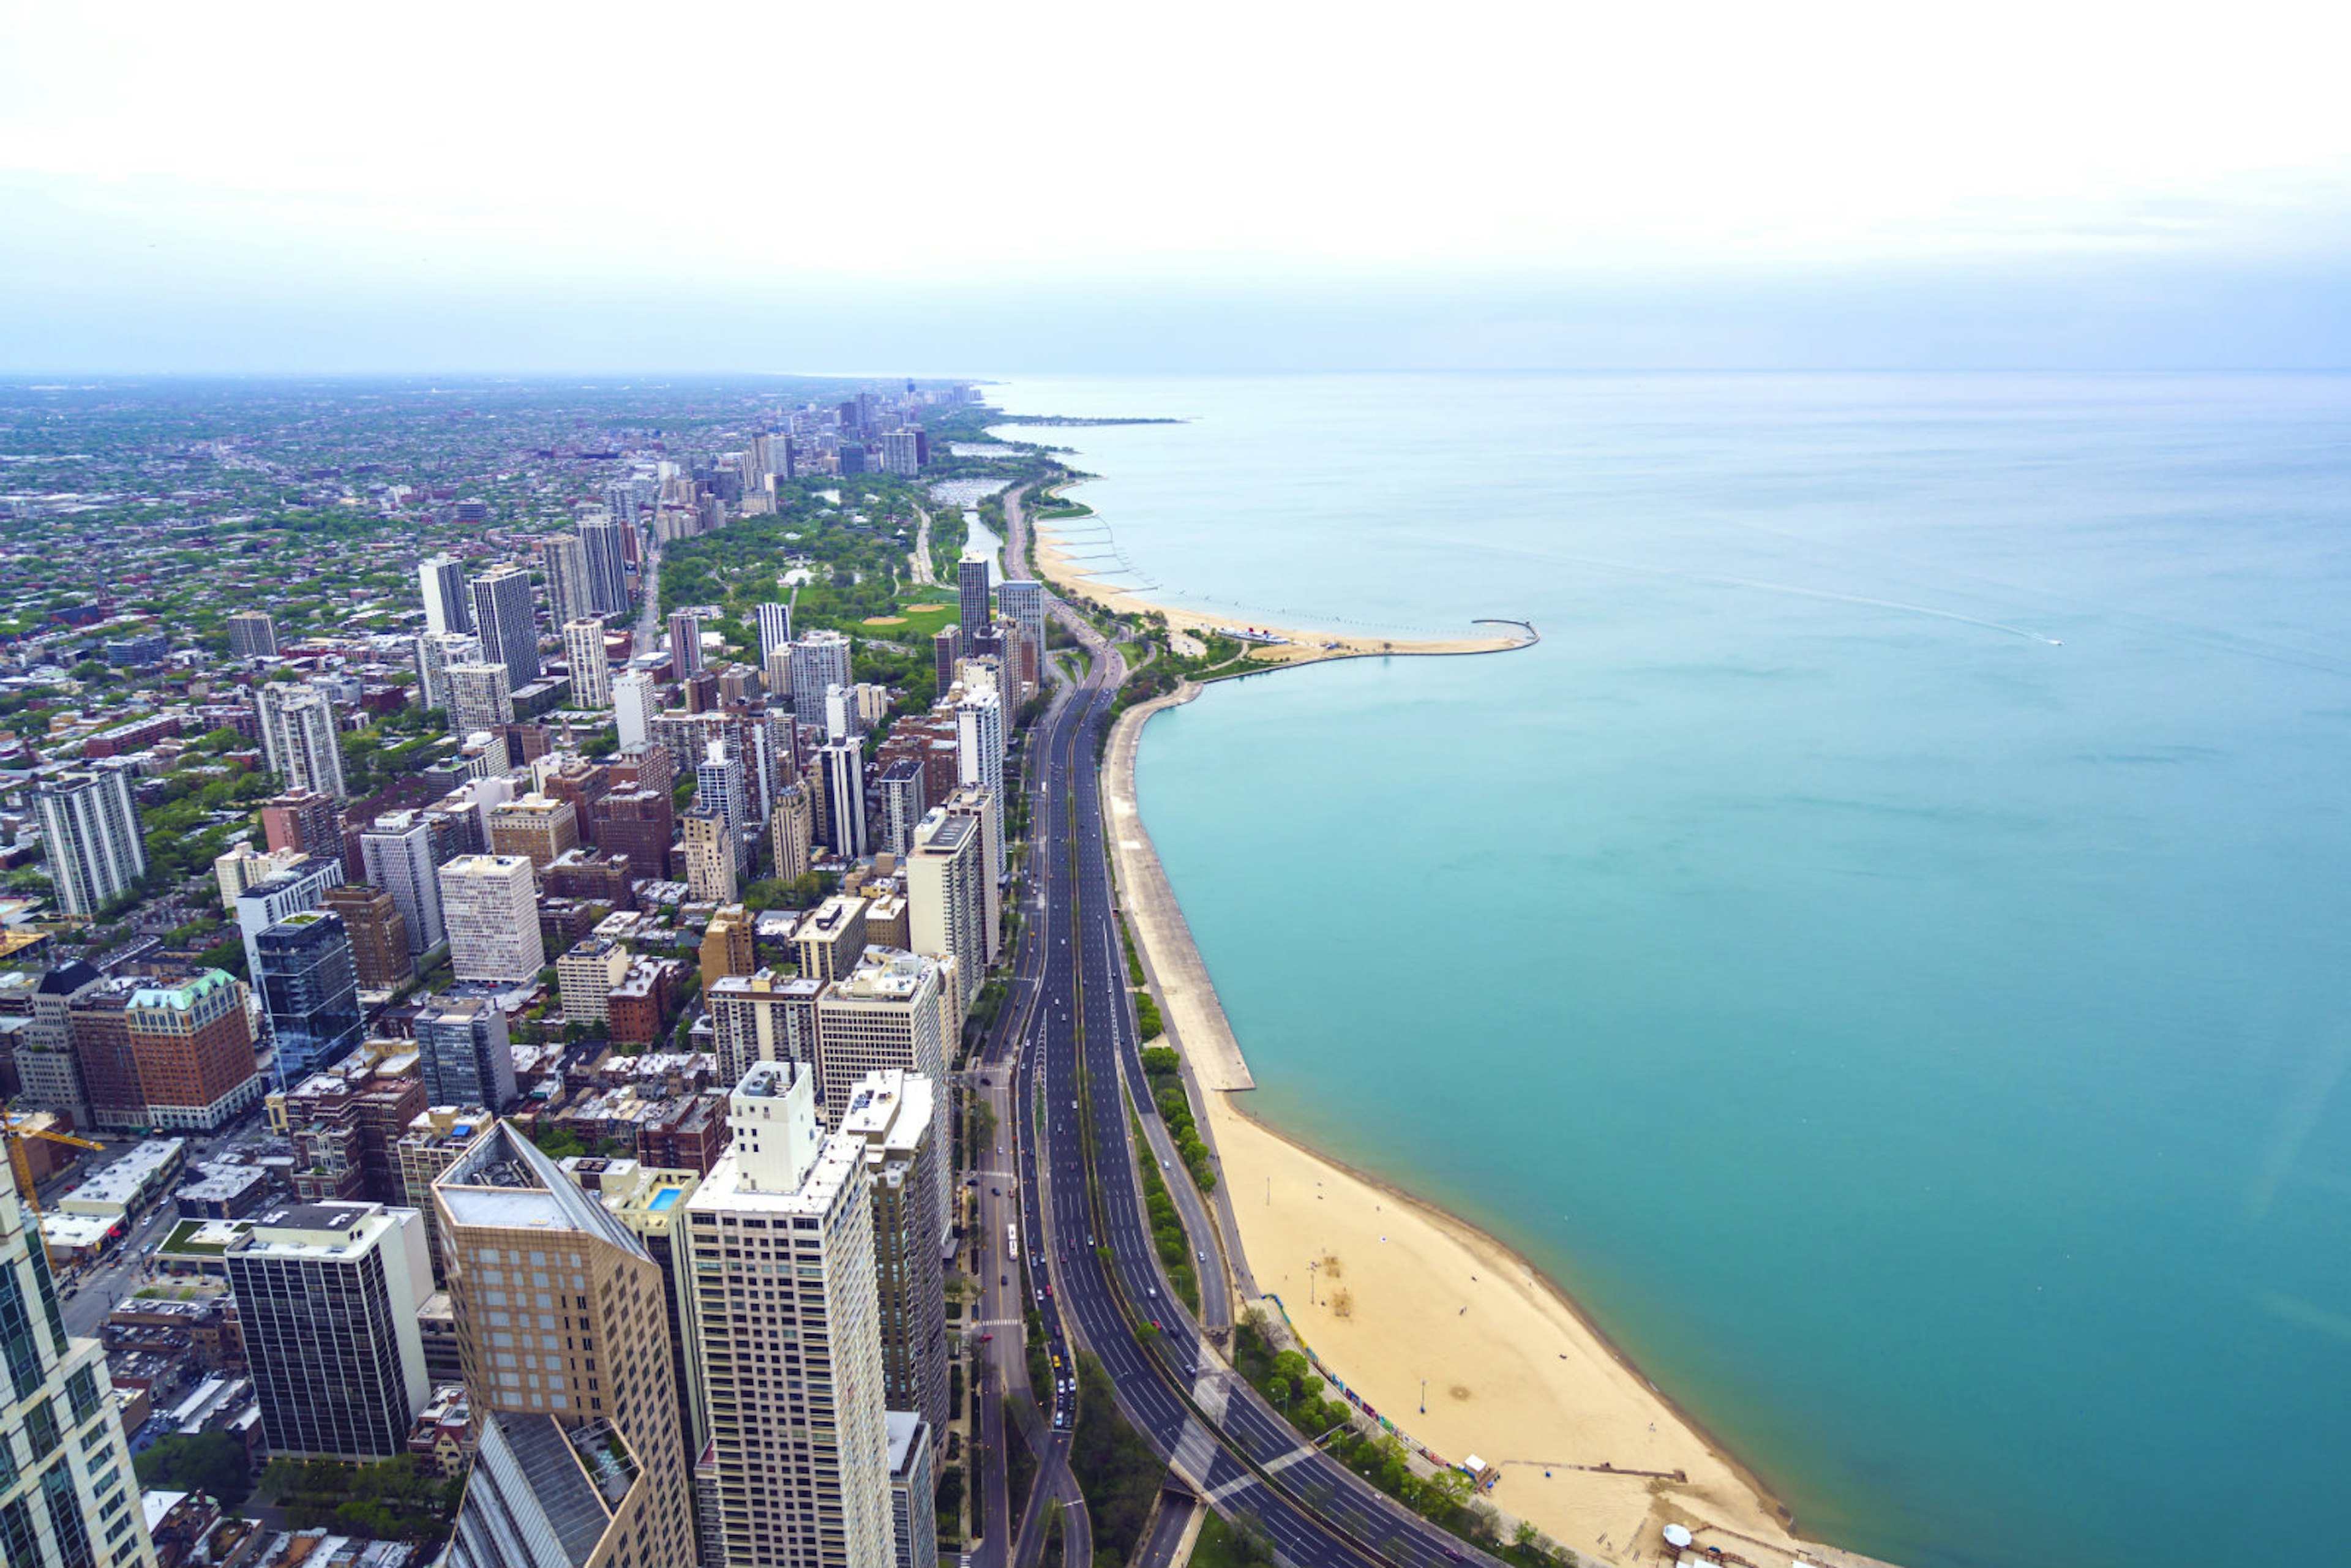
left=416, top=629, right=482, bottom=713
left=228, top=609, right=281, bottom=660
left=564, top=618, right=614, bottom=708
left=954, top=685, right=1006, bottom=882
left=700, top=905, right=756, bottom=996
left=468, top=565, right=541, bottom=688
left=415, top=996, right=517, bottom=1113
left=770, top=782, right=813, bottom=883
left=437, top=854, right=544, bottom=983
left=487, top=793, right=580, bottom=875
left=435, top=1125, right=699, bottom=1568
left=593, top=789, right=673, bottom=886
left=790, top=631, right=852, bottom=726
left=886, top=1415, right=936, bottom=1568
left=0, top=1184, right=160, bottom=1568
left=839, top=1071, right=947, bottom=1473
left=906, top=810, right=984, bottom=1013
left=668, top=611, right=703, bottom=678
left=815, top=951, right=948, bottom=1242
left=255, top=910, right=363, bottom=1083
left=942, top=786, right=1002, bottom=965
left=687, top=1062, right=893, bottom=1568
left=997, top=579, right=1046, bottom=679
left=956, top=556, right=991, bottom=646
left=680, top=808, right=737, bottom=904
left=360, top=811, right=446, bottom=955
left=261, top=789, right=342, bottom=859
left=793, top=895, right=868, bottom=988
left=125, top=968, right=267, bottom=1131
left=613, top=669, right=658, bottom=751
left=34, top=769, right=146, bottom=916
left=255, top=682, right=348, bottom=800
left=557, top=937, right=631, bottom=1025
left=580, top=511, right=632, bottom=615
left=557, top=1158, right=708, bottom=1485
left=695, top=740, right=749, bottom=850
left=446, top=661, right=514, bottom=741
left=874, top=759, right=926, bottom=860
left=420, top=553, right=471, bottom=637
left=756, top=602, right=792, bottom=670
left=234, top=853, right=345, bottom=980
left=707, top=970, right=824, bottom=1090
left=224, top=1201, right=432, bottom=1460
left=542, top=533, right=593, bottom=628
left=321, top=883, right=414, bottom=990
left=817, top=740, right=866, bottom=858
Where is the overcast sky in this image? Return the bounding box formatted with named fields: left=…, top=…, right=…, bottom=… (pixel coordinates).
left=4, top=0, right=2349, bottom=371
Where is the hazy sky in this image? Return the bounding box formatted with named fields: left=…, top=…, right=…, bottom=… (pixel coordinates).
left=5, top=0, right=2350, bottom=370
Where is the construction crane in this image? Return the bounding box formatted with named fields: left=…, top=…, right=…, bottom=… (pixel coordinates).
left=4, top=1110, right=104, bottom=1267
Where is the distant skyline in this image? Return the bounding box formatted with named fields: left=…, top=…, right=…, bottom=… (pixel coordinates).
left=6, top=1, right=2351, bottom=371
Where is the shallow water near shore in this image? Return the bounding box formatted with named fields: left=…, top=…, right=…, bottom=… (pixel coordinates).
left=993, top=372, right=2351, bottom=1568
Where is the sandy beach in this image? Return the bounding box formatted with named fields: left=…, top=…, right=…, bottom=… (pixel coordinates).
left=1026, top=490, right=1525, bottom=662
left=1103, top=682, right=1897, bottom=1568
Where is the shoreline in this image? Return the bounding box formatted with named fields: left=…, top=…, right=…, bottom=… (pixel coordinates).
left=1102, top=675, right=1898, bottom=1568
left=1026, top=479, right=1529, bottom=661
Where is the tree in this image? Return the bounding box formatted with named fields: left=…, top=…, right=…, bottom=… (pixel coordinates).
left=136, top=1431, right=253, bottom=1507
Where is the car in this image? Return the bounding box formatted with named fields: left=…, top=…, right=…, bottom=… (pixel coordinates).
left=1147, top=1286, right=1158, bottom=1297
left=1001, top=1275, right=1009, bottom=1286
left=980, top=1333, right=993, bottom=1343
left=991, top=1187, right=1000, bottom=1196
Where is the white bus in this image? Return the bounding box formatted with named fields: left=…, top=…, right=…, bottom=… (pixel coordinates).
left=1007, top=1222, right=1020, bottom=1263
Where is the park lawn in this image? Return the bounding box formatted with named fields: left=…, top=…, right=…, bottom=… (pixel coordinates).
left=890, top=600, right=962, bottom=639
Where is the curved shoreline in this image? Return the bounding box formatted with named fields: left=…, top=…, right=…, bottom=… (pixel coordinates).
left=1102, top=673, right=1899, bottom=1568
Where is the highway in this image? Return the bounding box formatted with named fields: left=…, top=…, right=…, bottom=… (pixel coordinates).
left=1000, top=601, right=1501, bottom=1568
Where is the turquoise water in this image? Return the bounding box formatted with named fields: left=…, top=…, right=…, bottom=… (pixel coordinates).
left=991, top=374, right=2351, bottom=1568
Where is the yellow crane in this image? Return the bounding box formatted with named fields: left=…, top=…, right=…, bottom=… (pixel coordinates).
left=4, top=1111, right=104, bottom=1269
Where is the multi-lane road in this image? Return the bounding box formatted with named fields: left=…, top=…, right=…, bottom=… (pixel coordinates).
left=973, top=597, right=1500, bottom=1568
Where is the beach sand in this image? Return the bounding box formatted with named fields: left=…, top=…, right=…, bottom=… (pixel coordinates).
left=1029, top=503, right=1524, bottom=661
left=1105, top=683, right=1895, bottom=1568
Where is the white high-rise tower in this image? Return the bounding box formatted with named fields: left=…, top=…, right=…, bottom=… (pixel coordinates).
left=688, top=1062, right=894, bottom=1568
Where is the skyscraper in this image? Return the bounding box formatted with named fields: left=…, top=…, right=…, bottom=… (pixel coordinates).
left=261, top=789, right=342, bottom=858
left=124, top=967, right=268, bottom=1131
left=942, top=786, right=1002, bottom=966
left=255, top=682, right=348, bottom=800
left=228, top=609, right=280, bottom=660
left=874, top=759, right=926, bottom=859
left=613, top=669, right=658, bottom=750
left=790, top=630, right=852, bottom=726
left=435, top=1125, right=700, bottom=1568
left=687, top=1062, right=894, bottom=1568
left=322, top=883, right=414, bottom=990
left=0, top=1184, right=160, bottom=1568
left=756, top=601, right=793, bottom=669
left=954, top=685, right=1005, bottom=881
left=998, top=579, right=1047, bottom=684
left=929, top=626, right=959, bottom=697
left=437, top=854, right=544, bottom=983
left=224, top=1201, right=432, bottom=1460
left=839, top=1070, right=947, bottom=1476
left=420, top=553, right=472, bottom=637
left=34, top=769, right=146, bottom=916
left=415, top=996, right=517, bottom=1113
left=541, top=532, right=593, bottom=628
left=818, top=739, right=866, bottom=858
left=234, top=853, right=345, bottom=980
left=814, top=950, right=948, bottom=1241
left=681, top=807, right=737, bottom=904
left=695, top=739, right=749, bottom=849
left=580, top=511, right=632, bottom=615
left=445, top=661, right=514, bottom=741
left=907, top=809, right=984, bottom=1013
left=564, top=618, right=613, bottom=708
left=956, top=556, right=991, bottom=645
left=668, top=610, right=703, bottom=678
left=770, top=782, right=814, bottom=883
left=416, top=629, right=482, bottom=712
left=360, top=811, right=446, bottom=954
left=468, top=564, right=541, bottom=688
left=255, top=910, right=363, bottom=1083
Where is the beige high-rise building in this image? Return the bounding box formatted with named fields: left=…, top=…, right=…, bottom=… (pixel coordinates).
left=839, top=1071, right=947, bottom=1483
left=435, top=1124, right=699, bottom=1568
left=565, top=617, right=615, bottom=709
left=707, top=970, right=825, bottom=1089
left=0, top=1185, right=161, bottom=1568
left=436, top=854, right=544, bottom=983
left=681, top=807, right=737, bottom=903
left=558, top=936, right=632, bottom=1026
left=688, top=1063, right=894, bottom=1568
left=906, top=808, right=984, bottom=1013
left=446, top=661, right=514, bottom=741
left=770, top=781, right=814, bottom=882
left=700, top=905, right=756, bottom=994
left=487, top=792, right=580, bottom=874
left=792, top=894, right=868, bottom=986
left=816, top=951, right=949, bottom=1246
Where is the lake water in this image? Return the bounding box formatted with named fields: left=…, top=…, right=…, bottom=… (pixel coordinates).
left=988, top=373, right=2351, bottom=1568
